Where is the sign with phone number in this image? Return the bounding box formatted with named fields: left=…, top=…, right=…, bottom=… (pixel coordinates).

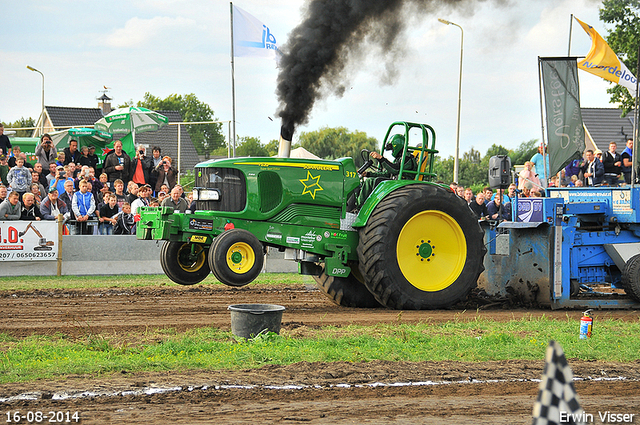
left=0, top=221, right=58, bottom=261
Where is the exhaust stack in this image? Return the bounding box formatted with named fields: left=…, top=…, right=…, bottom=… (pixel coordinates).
left=278, top=122, right=294, bottom=158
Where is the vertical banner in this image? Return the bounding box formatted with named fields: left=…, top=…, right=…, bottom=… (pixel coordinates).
left=540, top=58, right=586, bottom=176
left=0, top=221, right=58, bottom=261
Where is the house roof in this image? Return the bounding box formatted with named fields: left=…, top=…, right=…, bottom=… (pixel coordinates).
left=39, top=106, right=202, bottom=172
left=45, top=106, right=105, bottom=128
left=581, top=107, right=635, bottom=152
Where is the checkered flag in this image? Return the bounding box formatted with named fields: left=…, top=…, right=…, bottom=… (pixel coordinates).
left=532, top=340, right=585, bottom=425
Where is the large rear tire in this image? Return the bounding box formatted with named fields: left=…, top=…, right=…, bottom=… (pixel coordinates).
left=621, top=254, right=640, bottom=301
left=208, top=229, right=264, bottom=287
left=357, top=184, right=485, bottom=310
left=160, top=241, right=210, bottom=285
left=314, top=263, right=383, bottom=308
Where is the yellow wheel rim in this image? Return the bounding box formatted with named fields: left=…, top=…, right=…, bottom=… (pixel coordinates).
left=396, top=210, right=467, bottom=292
left=177, top=244, right=206, bottom=272
left=226, top=242, right=256, bottom=274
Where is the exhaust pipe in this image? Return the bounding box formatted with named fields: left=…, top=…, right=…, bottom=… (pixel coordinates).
left=277, top=122, right=294, bottom=158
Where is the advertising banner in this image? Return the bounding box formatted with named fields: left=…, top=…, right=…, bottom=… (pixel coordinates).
left=0, top=221, right=58, bottom=261
left=517, top=199, right=544, bottom=223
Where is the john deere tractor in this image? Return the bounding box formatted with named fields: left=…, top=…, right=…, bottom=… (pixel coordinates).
left=137, top=121, right=485, bottom=309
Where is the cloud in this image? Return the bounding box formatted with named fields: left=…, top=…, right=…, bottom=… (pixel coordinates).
left=103, top=16, right=196, bottom=48
left=525, top=0, right=601, bottom=54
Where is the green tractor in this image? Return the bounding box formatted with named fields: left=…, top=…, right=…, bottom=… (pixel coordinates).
left=137, top=121, right=485, bottom=309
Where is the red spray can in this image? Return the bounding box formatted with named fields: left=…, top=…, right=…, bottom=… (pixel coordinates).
left=579, top=310, right=593, bottom=339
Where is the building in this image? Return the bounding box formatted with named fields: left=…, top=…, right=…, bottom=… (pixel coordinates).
left=581, top=107, right=635, bottom=152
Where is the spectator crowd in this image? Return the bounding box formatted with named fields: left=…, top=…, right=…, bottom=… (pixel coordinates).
left=450, top=139, right=633, bottom=222
left=0, top=127, right=195, bottom=235
left=450, top=182, right=515, bottom=222
left=1, top=123, right=634, bottom=229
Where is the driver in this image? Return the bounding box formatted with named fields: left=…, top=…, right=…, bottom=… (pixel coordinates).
left=355, top=134, right=417, bottom=208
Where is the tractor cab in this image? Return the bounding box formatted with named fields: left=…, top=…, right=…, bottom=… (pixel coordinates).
left=379, top=121, right=438, bottom=182
left=353, top=121, right=439, bottom=210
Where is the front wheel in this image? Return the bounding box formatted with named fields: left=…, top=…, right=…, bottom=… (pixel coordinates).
left=160, top=241, right=210, bottom=285
left=208, top=229, right=264, bottom=287
left=357, top=184, right=485, bottom=309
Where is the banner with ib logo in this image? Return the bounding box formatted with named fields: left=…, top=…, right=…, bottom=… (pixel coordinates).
left=232, top=5, right=279, bottom=59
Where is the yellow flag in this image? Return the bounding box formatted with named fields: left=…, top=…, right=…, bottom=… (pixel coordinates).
left=575, top=17, right=637, bottom=96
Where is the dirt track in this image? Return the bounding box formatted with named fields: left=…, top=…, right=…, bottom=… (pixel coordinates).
left=1, top=284, right=639, bottom=424
left=2, top=284, right=639, bottom=338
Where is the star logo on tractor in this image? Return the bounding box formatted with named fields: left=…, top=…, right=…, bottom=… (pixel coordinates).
left=300, top=171, right=323, bottom=199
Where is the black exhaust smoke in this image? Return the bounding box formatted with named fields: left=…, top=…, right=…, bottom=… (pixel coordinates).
left=281, top=121, right=294, bottom=142
left=276, top=0, right=497, bottom=150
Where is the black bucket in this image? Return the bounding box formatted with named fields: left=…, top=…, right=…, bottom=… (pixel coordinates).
left=228, top=304, right=286, bottom=339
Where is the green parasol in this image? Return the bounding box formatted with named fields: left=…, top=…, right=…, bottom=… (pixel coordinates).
left=94, top=106, right=168, bottom=145
left=50, top=127, right=113, bottom=150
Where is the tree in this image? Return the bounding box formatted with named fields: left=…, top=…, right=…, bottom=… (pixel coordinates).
left=135, top=93, right=225, bottom=157
left=509, top=139, right=539, bottom=165
left=297, top=126, right=378, bottom=166
left=599, top=0, right=640, bottom=114
left=210, top=146, right=228, bottom=157
left=264, top=139, right=279, bottom=157
left=3, top=117, right=36, bottom=137
left=435, top=144, right=519, bottom=189
left=480, top=144, right=510, bottom=167
left=210, top=137, right=276, bottom=158
left=433, top=155, right=453, bottom=183
left=463, top=147, right=482, bottom=164
left=236, top=136, right=269, bottom=157
left=457, top=147, right=486, bottom=189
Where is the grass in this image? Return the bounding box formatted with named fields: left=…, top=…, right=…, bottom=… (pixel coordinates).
left=1, top=275, right=639, bottom=384
left=1, top=317, right=639, bottom=384
left=0, top=273, right=311, bottom=291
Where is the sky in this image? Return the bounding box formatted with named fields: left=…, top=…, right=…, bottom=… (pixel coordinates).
left=0, top=0, right=616, bottom=159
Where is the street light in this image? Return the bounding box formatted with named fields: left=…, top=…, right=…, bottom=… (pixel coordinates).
left=26, top=65, right=45, bottom=137
left=438, top=18, right=463, bottom=184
